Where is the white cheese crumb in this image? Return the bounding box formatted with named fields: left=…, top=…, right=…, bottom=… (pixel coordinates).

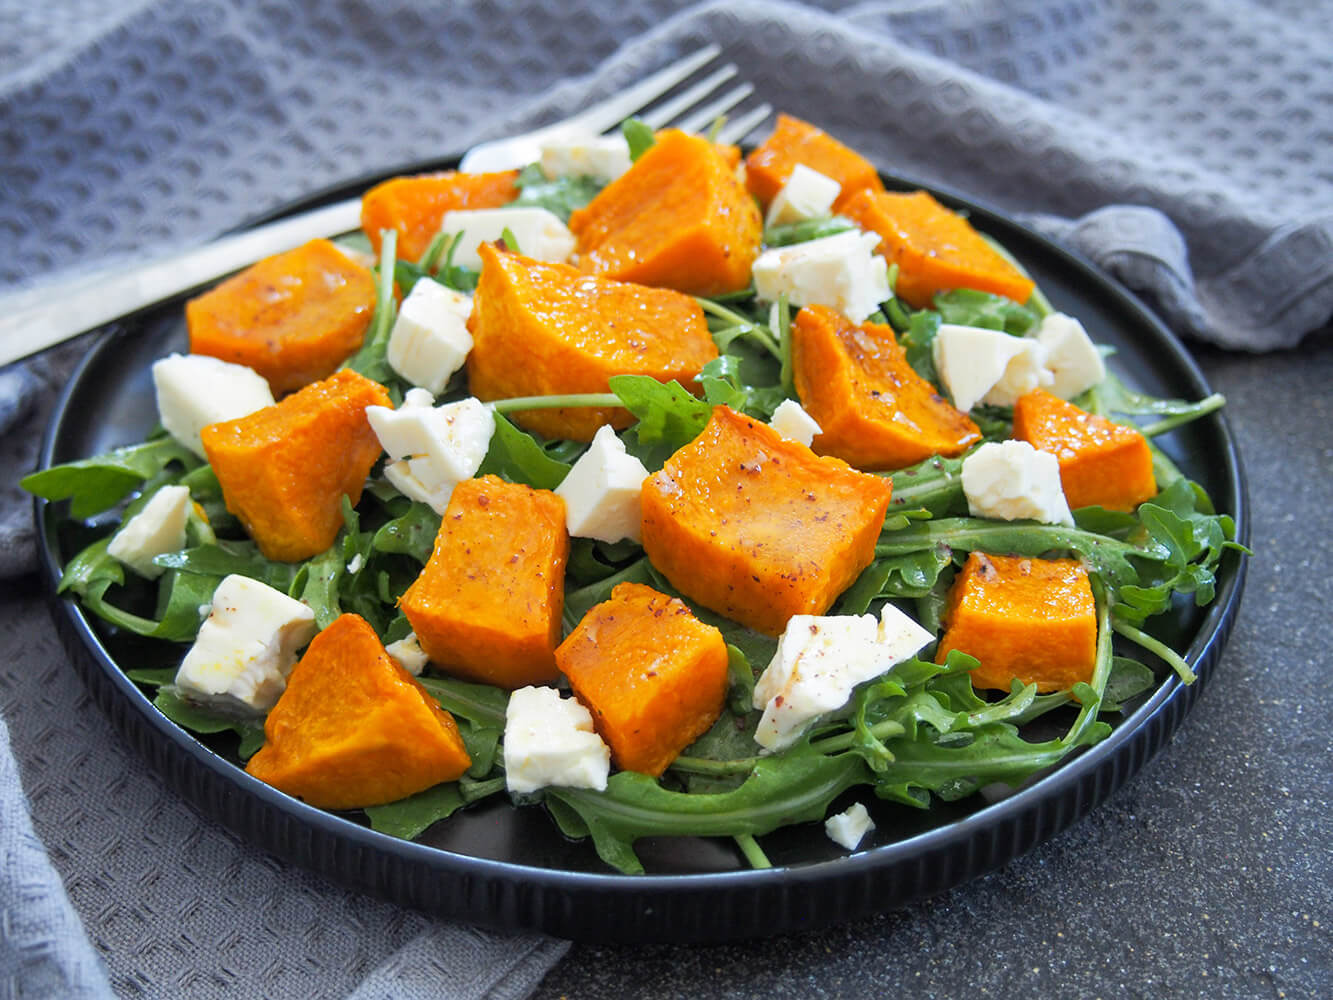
left=1034, top=312, right=1106, bottom=399
left=751, top=230, right=892, bottom=324
left=152, top=353, right=274, bottom=457
left=539, top=134, right=633, bottom=184
left=367, top=392, right=496, bottom=514
left=385, top=632, right=429, bottom=676
left=107, top=485, right=192, bottom=579
left=503, top=686, right=610, bottom=794
left=825, top=802, right=875, bottom=851
left=962, top=440, right=1074, bottom=526
left=386, top=280, right=474, bottom=394
left=765, top=164, right=841, bottom=228
left=769, top=399, right=822, bottom=447
left=933, top=324, right=1052, bottom=412
left=554, top=424, right=649, bottom=543
left=440, top=206, right=576, bottom=270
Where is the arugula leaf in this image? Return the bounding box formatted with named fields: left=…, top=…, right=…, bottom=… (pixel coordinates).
left=622, top=117, right=656, bottom=161
left=476, top=412, right=573, bottom=490
left=372, top=502, right=440, bottom=565
left=886, top=453, right=968, bottom=517
left=511, top=163, right=602, bottom=222
left=154, top=688, right=265, bottom=759
left=344, top=229, right=399, bottom=383
left=933, top=289, right=1039, bottom=336
left=696, top=355, right=786, bottom=421
left=23, top=437, right=198, bottom=518
left=763, top=216, right=855, bottom=247
left=155, top=539, right=298, bottom=592
left=609, top=375, right=711, bottom=470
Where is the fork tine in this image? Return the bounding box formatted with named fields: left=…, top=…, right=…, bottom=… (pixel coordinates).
left=638, top=64, right=738, bottom=130
left=562, top=44, right=723, bottom=137
left=673, top=83, right=755, bottom=136
left=715, top=103, right=773, bottom=146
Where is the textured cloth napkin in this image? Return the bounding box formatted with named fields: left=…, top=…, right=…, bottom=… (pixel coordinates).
left=2, top=1, right=1329, bottom=997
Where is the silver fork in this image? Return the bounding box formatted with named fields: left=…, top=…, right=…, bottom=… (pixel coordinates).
left=0, top=45, right=770, bottom=368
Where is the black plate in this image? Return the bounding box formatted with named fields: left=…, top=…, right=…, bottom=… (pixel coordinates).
left=35, top=161, right=1249, bottom=943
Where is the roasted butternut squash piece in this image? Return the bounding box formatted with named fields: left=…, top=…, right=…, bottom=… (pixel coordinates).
left=360, top=169, right=520, bottom=262
left=1013, top=389, right=1157, bottom=512
left=201, top=369, right=390, bottom=562
left=399, top=475, right=569, bottom=688
left=792, top=304, right=981, bottom=470
left=557, top=582, right=728, bottom=777
left=640, top=406, right=893, bottom=636
left=465, top=243, right=717, bottom=441
left=743, top=113, right=884, bottom=212
left=568, top=129, right=761, bottom=296
left=186, top=239, right=377, bottom=396
left=840, top=189, right=1036, bottom=310
left=246, top=613, right=470, bottom=809
left=936, top=552, right=1097, bottom=692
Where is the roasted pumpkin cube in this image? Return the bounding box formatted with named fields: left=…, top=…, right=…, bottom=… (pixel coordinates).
left=186, top=238, right=377, bottom=395
left=839, top=189, right=1035, bottom=309
left=465, top=243, right=717, bottom=441
left=568, top=129, right=761, bottom=296
left=743, top=113, right=884, bottom=212
left=1013, top=389, right=1157, bottom=512
left=792, top=304, right=981, bottom=470
left=245, top=613, right=471, bottom=810
left=399, top=475, right=569, bottom=689
left=201, top=369, right=390, bottom=562
left=557, top=582, right=728, bottom=777
left=640, top=406, right=893, bottom=636
left=360, top=169, right=520, bottom=262
left=936, top=552, right=1097, bottom=693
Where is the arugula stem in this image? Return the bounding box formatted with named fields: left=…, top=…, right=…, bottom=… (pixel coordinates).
left=1111, top=619, right=1196, bottom=684
left=696, top=298, right=783, bottom=360
left=813, top=719, right=907, bottom=754
left=1137, top=393, right=1226, bottom=437
left=670, top=754, right=759, bottom=776
left=489, top=393, right=622, bottom=413
left=734, top=833, right=772, bottom=869
left=418, top=231, right=449, bottom=272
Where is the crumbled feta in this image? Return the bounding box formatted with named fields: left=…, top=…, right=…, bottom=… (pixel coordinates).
left=385, top=632, right=429, bottom=676
left=962, top=440, right=1074, bottom=526
left=769, top=399, right=822, bottom=447
left=932, top=324, right=1052, bottom=412
left=174, top=574, right=317, bottom=714
left=825, top=801, right=876, bottom=851
left=539, top=134, right=633, bottom=184
left=440, top=207, right=576, bottom=270
left=107, top=485, right=192, bottom=579
left=366, top=392, right=496, bottom=514
left=503, top=686, right=610, bottom=794
left=753, top=606, right=933, bottom=751
left=1034, top=312, right=1106, bottom=400
left=553, top=424, right=649, bottom=543
left=386, top=280, right=474, bottom=394
left=346, top=553, right=364, bottom=574
left=765, top=164, right=841, bottom=228
left=751, top=230, right=892, bottom=324
left=151, top=353, right=274, bottom=457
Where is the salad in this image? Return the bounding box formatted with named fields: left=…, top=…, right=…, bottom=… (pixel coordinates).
left=25, top=114, right=1243, bottom=876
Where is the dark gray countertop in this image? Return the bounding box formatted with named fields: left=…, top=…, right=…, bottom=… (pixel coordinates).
left=532, top=332, right=1333, bottom=999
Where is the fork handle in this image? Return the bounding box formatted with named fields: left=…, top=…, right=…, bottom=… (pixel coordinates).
left=0, top=198, right=362, bottom=369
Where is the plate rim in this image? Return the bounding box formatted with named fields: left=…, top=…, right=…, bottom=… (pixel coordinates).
left=32, top=159, right=1250, bottom=942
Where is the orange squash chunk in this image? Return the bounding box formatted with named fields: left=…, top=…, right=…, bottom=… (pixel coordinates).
left=201, top=369, right=390, bottom=562
left=640, top=406, right=893, bottom=636
left=246, top=613, right=470, bottom=809
left=360, top=169, right=520, bottom=262
left=466, top=243, right=718, bottom=441
left=792, top=304, right=981, bottom=470
left=186, top=238, right=377, bottom=396
left=568, top=129, right=761, bottom=296
left=557, top=582, right=728, bottom=777
left=1013, top=389, right=1157, bottom=512
left=399, top=475, right=568, bottom=689
left=743, top=113, right=884, bottom=212
left=839, top=189, right=1036, bottom=310
left=936, top=552, right=1097, bottom=693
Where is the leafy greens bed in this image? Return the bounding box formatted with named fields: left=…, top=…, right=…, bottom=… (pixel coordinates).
left=26, top=130, right=1243, bottom=877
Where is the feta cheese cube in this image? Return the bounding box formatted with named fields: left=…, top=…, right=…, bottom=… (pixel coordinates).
left=440, top=207, right=576, bottom=271
left=825, top=801, right=875, bottom=851
left=1034, top=312, right=1106, bottom=400
left=107, top=484, right=192, bottom=579
left=386, top=280, right=474, bottom=394
left=503, top=686, right=611, bottom=794
left=539, top=134, right=633, bottom=184
left=765, top=164, right=842, bottom=228
left=769, top=399, right=823, bottom=447
left=554, top=424, right=649, bottom=543
left=961, top=439, right=1074, bottom=526
left=152, top=353, right=274, bottom=457
left=174, top=574, right=317, bottom=714
left=876, top=601, right=936, bottom=663
left=932, top=324, right=1052, bottom=412
left=751, top=230, right=892, bottom=325
left=367, top=393, right=496, bottom=514
left=385, top=632, right=429, bottom=676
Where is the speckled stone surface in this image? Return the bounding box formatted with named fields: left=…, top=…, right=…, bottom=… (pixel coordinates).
left=532, top=331, right=1333, bottom=999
